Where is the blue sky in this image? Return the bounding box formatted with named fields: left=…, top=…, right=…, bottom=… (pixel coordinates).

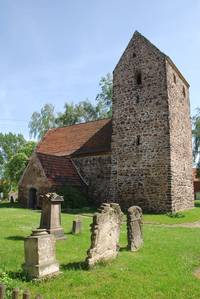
left=0, top=0, right=199, bottom=139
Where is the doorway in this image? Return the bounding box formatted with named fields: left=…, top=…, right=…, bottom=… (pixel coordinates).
left=28, top=188, right=37, bottom=209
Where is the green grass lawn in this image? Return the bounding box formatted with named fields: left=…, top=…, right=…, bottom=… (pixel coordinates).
left=143, top=200, right=200, bottom=224
left=1, top=202, right=200, bottom=298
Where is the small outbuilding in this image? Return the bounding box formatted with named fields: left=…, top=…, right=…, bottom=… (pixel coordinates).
left=18, top=153, right=87, bottom=208
left=18, top=119, right=112, bottom=208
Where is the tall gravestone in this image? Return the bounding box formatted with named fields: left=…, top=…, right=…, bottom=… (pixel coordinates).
left=23, top=229, right=59, bottom=279
left=127, top=206, right=143, bottom=251
left=86, top=203, right=123, bottom=268
left=39, top=193, right=65, bottom=240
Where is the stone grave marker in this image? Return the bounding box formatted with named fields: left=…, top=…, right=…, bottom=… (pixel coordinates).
left=86, top=203, right=123, bottom=268
left=127, top=206, right=143, bottom=251
left=39, top=193, right=66, bottom=240
left=72, top=218, right=82, bottom=235
left=23, top=229, right=59, bottom=279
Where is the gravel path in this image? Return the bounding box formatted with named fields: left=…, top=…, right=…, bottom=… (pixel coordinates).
left=144, top=221, right=200, bottom=228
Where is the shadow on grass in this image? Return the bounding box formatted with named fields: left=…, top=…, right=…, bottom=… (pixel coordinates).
left=61, top=261, right=87, bottom=271
left=119, top=246, right=128, bottom=252
left=0, top=202, right=21, bottom=209
left=6, top=236, right=25, bottom=241
left=5, top=270, right=30, bottom=282
left=62, top=207, right=96, bottom=215
left=195, top=200, right=200, bottom=208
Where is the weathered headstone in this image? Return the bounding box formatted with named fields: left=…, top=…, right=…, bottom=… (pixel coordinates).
left=72, top=219, right=82, bottom=235
left=127, top=206, right=143, bottom=251
left=23, top=229, right=59, bottom=279
left=86, top=203, right=123, bottom=268
left=39, top=193, right=65, bottom=240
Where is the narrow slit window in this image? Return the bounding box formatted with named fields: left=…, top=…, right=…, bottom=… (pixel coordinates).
left=183, top=86, right=186, bottom=97
left=136, top=135, right=140, bottom=146
left=136, top=72, right=142, bottom=85
left=173, top=74, right=176, bottom=84
left=136, top=95, right=139, bottom=103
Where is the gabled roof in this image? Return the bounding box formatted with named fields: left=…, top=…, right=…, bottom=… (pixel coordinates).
left=37, top=153, right=85, bottom=187
left=114, top=30, right=189, bottom=87
left=36, top=118, right=112, bottom=157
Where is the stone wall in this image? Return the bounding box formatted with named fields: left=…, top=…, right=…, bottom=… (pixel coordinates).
left=73, top=154, right=111, bottom=206
left=166, top=60, right=194, bottom=211
left=18, top=154, right=51, bottom=208
left=110, top=31, right=172, bottom=212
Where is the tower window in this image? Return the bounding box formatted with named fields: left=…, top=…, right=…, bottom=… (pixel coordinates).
left=136, top=72, right=142, bottom=85
left=136, top=95, right=139, bottom=103
left=183, top=86, right=186, bottom=97
left=136, top=135, right=140, bottom=146
left=133, top=53, right=136, bottom=58
left=173, top=74, right=176, bottom=84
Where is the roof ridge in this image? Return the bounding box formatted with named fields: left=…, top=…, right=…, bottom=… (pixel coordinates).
left=52, top=117, right=111, bottom=131
left=37, top=152, right=69, bottom=159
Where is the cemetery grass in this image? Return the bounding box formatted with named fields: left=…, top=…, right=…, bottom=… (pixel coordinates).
left=1, top=204, right=200, bottom=298
left=143, top=200, right=200, bottom=224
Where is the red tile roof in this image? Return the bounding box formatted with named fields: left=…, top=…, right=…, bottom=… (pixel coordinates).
left=37, top=153, right=85, bottom=188
left=36, top=119, right=112, bottom=156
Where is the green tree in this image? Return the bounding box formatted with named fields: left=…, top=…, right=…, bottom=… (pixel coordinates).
left=20, top=141, right=36, bottom=157
left=55, top=102, right=81, bottom=127
left=0, top=133, right=26, bottom=162
left=5, top=152, right=28, bottom=186
left=95, top=73, right=113, bottom=118
left=0, top=134, right=36, bottom=189
left=77, top=100, right=98, bottom=122
left=28, top=73, right=113, bottom=139
left=28, top=104, right=56, bottom=140
left=0, top=133, right=26, bottom=177
left=56, top=100, right=98, bottom=127
left=56, top=74, right=113, bottom=126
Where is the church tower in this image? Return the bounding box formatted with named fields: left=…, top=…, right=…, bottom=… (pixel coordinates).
left=110, top=31, right=193, bottom=212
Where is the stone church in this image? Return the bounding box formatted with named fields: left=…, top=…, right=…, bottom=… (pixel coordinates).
left=18, top=31, right=194, bottom=212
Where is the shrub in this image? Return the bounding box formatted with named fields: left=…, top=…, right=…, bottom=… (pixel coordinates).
left=0, top=270, right=16, bottom=298
left=58, top=185, right=90, bottom=209
left=166, top=212, right=185, bottom=218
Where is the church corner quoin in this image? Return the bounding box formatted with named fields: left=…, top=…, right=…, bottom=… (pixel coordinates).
left=18, top=31, right=194, bottom=213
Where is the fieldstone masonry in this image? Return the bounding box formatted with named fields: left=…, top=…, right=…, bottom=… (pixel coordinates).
left=23, top=229, right=59, bottom=279
left=127, top=206, right=143, bottom=251
left=39, top=193, right=65, bottom=240
left=73, top=154, right=111, bottom=205
left=86, top=203, right=123, bottom=268
left=110, top=31, right=193, bottom=212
